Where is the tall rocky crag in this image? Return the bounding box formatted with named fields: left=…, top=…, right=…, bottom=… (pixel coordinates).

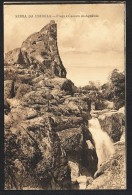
left=5, top=20, right=66, bottom=78
left=4, top=21, right=97, bottom=190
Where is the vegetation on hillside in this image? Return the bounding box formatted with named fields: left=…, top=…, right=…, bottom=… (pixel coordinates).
left=80, top=69, right=125, bottom=110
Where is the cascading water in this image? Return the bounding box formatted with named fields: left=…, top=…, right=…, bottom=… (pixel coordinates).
left=88, top=117, right=115, bottom=170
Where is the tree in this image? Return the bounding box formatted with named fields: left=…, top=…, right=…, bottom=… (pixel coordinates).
left=103, top=69, right=125, bottom=109
left=83, top=81, right=101, bottom=91
left=110, top=69, right=125, bottom=109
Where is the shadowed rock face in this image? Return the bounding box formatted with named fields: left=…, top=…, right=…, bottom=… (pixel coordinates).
left=5, top=48, right=25, bottom=65
left=98, top=111, right=124, bottom=142
left=5, top=20, right=66, bottom=78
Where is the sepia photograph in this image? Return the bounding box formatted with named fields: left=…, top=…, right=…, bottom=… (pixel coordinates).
left=4, top=2, right=126, bottom=190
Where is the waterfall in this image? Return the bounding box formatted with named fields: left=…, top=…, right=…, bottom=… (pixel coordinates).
left=88, top=118, right=115, bottom=170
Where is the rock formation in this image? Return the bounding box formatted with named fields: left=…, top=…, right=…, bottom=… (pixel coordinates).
left=5, top=20, right=66, bottom=78
left=98, top=110, right=124, bottom=142
left=4, top=20, right=125, bottom=190
left=87, top=140, right=126, bottom=189
left=4, top=21, right=96, bottom=190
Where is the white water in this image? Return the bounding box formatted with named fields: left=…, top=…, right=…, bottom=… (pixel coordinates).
left=88, top=118, right=115, bottom=169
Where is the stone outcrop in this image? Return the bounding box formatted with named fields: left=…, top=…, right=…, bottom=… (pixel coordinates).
left=5, top=20, right=66, bottom=78
left=4, top=82, right=96, bottom=189
left=4, top=21, right=97, bottom=190
left=57, top=127, right=83, bottom=155
left=87, top=141, right=126, bottom=189
left=98, top=110, right=124, bottom=142
left=91, top=108, right=125, bottom=142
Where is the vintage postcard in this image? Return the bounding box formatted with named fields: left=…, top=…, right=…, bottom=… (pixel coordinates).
left=4, top=2, right=126, bottom=190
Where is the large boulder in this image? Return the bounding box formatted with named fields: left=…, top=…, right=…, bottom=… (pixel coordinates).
left=45, top=77, right=76, bottom=95
left=87, top=141, right=126, bottom=189
left=4, top=80, right=93, bottom=189
left=5, top=115, right=71, bottom=189
left=51, top=116, right=84, bottom=132
left=98, top=110, right=124, bottom=142
left=57, top=127, right=83, bottom=155
left=57, top=125, right=98, bottom=177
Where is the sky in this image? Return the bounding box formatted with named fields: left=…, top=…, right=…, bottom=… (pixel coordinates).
left=4, top=3, right=125, bottom=86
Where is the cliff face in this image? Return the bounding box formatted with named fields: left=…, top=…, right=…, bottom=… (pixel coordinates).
left=4, top=21, right=96, bottom=190
left=5, top=20, right=66, bottom=78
